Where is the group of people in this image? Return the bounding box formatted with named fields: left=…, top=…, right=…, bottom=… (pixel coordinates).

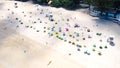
left=2, top=2, right=116, bottom=56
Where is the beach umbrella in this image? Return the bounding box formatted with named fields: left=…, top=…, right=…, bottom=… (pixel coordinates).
left=69, top=41, right=71, bottom=43
left=56, top=33, right=59, bottom=36
left=77, top=48, right=80, bottom=51
left=87, top=29, right=90, bottom=32
left=72, top=42, right=75, bottom=45
left=74, top=23, right=80, bottom=28
left=59, top=27, right=62, bottom=32
left=104, top=46, right=108, bottom=49
left=76, top=33, right=79, bottom=37
left=109, top=41, right=115, bottom=46
left=67, top=18, right=69, bottom=21
left=49, top=18, right=54, bottom=21
left=63, top=32, right=66, bottom=36
left=92, top=49, right=95, bottom=51
left=88, top=34, right=92, bottom=38
left=76, top=44, right=82, bottom=48
left=96, top=33, right=102, bottom=36
left=46, top=14, right=49, bottom=17
left=98, top=52, right=102, bottom=56
left=65, top=27, right=69, bottom=31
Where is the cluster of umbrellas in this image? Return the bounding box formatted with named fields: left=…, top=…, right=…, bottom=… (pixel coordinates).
left=2, top=2, right=116, bottom=56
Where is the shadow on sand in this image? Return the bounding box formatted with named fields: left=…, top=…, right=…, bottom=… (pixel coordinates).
left=0, top=19, right=18, bottom=45
left=92, top=18, right=120, bottom=35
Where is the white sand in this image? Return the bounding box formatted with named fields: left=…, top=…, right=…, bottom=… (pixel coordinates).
left=0, top=1, right=120, bottom=68
left=0, top=25, right=85, bottom=68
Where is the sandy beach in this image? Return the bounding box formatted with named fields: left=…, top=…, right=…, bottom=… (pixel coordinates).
left=0, top=22, right=85, bottom=68
left=0, top=1, right=120, bottom=68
